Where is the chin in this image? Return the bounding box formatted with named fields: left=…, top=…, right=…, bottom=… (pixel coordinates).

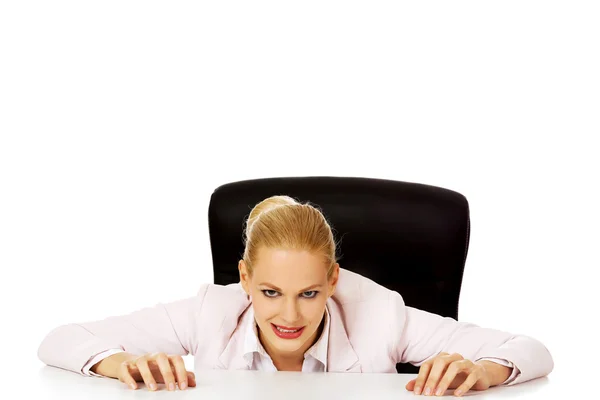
left=273, top=340, right=306, bottom=354
left=273, top=339, right=303, bottom=350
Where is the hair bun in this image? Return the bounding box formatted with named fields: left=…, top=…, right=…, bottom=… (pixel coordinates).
left=246, top=195, right=298, bottom=235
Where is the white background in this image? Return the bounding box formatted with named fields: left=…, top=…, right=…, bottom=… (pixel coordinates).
left=1, top=1, right=598, bottom=396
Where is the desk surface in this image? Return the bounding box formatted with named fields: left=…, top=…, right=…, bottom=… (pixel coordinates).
left=36, top=367, right=558, bottom=399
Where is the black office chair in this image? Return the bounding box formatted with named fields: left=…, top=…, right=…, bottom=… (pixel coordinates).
left=208, top=176, right=471, bottom=374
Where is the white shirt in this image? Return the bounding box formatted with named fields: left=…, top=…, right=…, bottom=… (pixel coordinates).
left=242, top=305, right=330, bottom=372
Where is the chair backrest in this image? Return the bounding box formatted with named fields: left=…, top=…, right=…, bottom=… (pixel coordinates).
left=208, top=176, right=471, bottom=373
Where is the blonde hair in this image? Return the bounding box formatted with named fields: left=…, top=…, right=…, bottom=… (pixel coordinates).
left=243, top=195, right=338, bottom=278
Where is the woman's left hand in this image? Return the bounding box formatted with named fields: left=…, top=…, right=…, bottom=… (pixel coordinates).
left=405, top=352, right=496, bottom=397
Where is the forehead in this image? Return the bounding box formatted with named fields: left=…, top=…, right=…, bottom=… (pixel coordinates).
left=252, top=247, right=328, bottom=286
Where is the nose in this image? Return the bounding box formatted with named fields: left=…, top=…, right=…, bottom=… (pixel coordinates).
left=280, top=297, right=300, bottom=325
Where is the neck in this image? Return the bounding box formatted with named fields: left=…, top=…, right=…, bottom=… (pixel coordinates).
left=258, top=314, right=326, bottom=371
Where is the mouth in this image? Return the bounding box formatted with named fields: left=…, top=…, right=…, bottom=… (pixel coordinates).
left=271, top=323, right=305, bottom=339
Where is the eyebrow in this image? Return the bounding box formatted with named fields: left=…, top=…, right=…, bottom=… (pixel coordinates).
left=258, top=283, right=323, bottom=292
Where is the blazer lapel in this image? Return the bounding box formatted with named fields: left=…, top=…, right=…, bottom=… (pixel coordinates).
left=326, top=298, right=361, bottom=372
left=217, top=305, right=253, bottom=370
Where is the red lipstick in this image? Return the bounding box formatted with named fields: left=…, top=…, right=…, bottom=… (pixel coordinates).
left=271, top=323, right=305, bottom=339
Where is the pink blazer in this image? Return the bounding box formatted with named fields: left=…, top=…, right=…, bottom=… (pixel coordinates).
left=37, top=268, right=553, bottom=384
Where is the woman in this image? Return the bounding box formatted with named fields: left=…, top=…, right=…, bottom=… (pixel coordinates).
left=38, top=195, right=554, bottom=396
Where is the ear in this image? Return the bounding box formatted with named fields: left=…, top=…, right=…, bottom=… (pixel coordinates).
left=328, top=263, right=340, bottom=297
left=238, top=259, right=250, bottom=295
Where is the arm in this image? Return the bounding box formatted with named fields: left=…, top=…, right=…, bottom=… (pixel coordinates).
left=477, top=357, right=520, bottom=385
left=38, top=285, right=209, bottom=376
left=90, top=352, right=138, bottom=378
left=84, top=349, right=125, bottom=376
left=389, top=291, right=554, bottom=386
left=476, top=360, right=513, bottom=386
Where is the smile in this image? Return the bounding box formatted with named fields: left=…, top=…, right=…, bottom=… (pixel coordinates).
left=271, top=323, right=305, bottom=339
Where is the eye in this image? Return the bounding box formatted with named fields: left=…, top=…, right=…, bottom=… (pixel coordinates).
left=261, top=289, right=279, bottom=298
left=301, top=291, right=318, bottom=299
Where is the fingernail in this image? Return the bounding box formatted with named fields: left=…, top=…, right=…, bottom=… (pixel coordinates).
left=180, top=382, right=187, bottom=390
left=455, top=389, right=463, bottom=396
left=424, top=387, right=431, bottom=396
left=435, top=388, right=443, bottom=396
left=149, top=383, right=156, bottom=391
left=130, top=383, right=136, bottom=390
left=169, top=382, right=175, bottom=391
left=414, top=386, right=421, bottom=395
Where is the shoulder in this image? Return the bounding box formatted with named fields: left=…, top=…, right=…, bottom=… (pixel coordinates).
left=195, top=281, right=250, bottom=318
left=333, top=268, right=407, bottom=333
left=193, top=281, right=250, bottom=343
left=334, top=267, right=405, bottom=306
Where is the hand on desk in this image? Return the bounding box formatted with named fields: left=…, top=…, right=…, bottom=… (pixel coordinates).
left=92, top=352, right=196, bottom=391
left=120, top=353, right=196, bottom=391
left=405, top=352, right=512, bottom=397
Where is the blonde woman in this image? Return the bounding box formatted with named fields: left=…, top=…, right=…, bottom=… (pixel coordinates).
left=38, top=195, right=554, bottom=397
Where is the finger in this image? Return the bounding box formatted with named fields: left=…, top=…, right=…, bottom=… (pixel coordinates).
left=454, top=368, right=482, bottom=397
left=412, top=353, right=450, bottom=394
left=136, top=357, right=158, bottom=391
left=156, top=353, right=177, bottom=391
left=169, top=355, right=189, bottom=390
left=405, top=378, right=416, bottom=391
left=424, top=353, right=463, bottom=396
left=187, top=371, right=197, bottom=387
left=423, top=358, right=450, bottom=395
left=118, top=361, right=138, bottom=390
left=435, top=360, right=472, bottom=396
left=413, top=363, right=432, bottom=395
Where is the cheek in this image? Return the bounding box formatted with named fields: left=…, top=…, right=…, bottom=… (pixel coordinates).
left=251, top=296, right=278, bottom=321
left=304, top=300, right=327, bottom=323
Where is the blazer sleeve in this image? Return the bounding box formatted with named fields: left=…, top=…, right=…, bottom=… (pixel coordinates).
left=37, top=284, right=209, bottom=376
left=388, top=291, right=554, bottom=385
left=82, top=349, right=125, bottom=376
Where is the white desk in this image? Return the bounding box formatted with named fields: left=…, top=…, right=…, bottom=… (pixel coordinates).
left=36, top=366, right=557, bottom=399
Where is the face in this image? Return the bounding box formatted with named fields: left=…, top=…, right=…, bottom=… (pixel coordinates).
left=239, top=247, right=339, bottom=361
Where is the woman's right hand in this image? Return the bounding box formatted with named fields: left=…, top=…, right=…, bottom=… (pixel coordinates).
left=116, top=352, right=196, bottom=391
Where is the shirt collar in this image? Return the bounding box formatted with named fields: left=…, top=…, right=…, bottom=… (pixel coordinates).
left=243, top=304, right=330, bottom=371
